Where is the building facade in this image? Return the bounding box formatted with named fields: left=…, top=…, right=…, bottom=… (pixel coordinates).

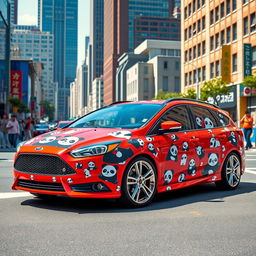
left=11, top=29, right=55, bottom=105
left=181, top=0, right=256, bottom=122
left=92, top=76, right=104, bottom=111
left=9, top=0, right=18, bottom=24
left=127, top=40, right=181, bottom=101
left=38, top=0, right=78, bottom=120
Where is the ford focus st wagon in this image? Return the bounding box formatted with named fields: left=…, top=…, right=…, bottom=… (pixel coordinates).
left=12, top=98, right=245, bottom=207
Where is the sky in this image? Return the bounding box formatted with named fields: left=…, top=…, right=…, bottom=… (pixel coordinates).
left=18, top=0, right=90, bottom=66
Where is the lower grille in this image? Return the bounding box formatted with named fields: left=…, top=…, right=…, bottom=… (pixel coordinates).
left=70, top=183, right=110, bottom=193
left=17, top=179, right=65, bottom=192
left=14, top=153, right=76, bottom=176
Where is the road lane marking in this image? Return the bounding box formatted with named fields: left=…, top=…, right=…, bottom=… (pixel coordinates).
left=245, top=169, right=256, bottom=175
left=0, top=192, right=31, bottom=199
left=0, top=159, right=14, bottom=162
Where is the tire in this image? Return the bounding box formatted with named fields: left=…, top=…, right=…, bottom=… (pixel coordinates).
left=120, top=156, right=157, bottom=208
left=30, top=193, right=56, bottom=200
left=215, top=152, right=241, bottom=190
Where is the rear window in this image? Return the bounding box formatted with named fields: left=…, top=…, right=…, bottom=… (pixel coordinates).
left=211, top=110, right=230, bottom=127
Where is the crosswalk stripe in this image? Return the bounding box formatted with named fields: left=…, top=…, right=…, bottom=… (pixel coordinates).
left=0, top=192, right=31, bottom=199
left=245, top=169, right=256, bottom=175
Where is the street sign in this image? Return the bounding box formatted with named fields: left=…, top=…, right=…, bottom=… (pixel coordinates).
left=244, top=44, right=252, bottom=77
left=221, top=45, right=231, bottom=83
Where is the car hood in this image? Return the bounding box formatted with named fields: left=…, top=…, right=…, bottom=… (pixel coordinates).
left=19, top=128, right=133, bottom=154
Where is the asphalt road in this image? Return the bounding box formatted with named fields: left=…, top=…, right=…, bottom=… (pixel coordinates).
left=0, top=151, right=256, bottom=256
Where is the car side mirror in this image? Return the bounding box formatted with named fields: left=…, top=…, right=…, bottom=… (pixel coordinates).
left=159, top=121, right=182, bottom=134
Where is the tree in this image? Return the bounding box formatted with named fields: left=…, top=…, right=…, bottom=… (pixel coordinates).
left=40, top=100, right=55, bottom=121
left=183, top=88, right=197, bottom=99
left=200, top=77, right=230, bottom=105
left=8, top=98, right=29, bottom=113
left=154, top=89, right=196, bottom=100
left=242, top=75, right=256, bottom=89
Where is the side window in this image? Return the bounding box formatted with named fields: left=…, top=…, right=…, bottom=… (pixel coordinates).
left=190, top=105, right=218, bottom=129
left=211, top=110, right=230, bottom=127
left=160, top=105, right=192, bottom=131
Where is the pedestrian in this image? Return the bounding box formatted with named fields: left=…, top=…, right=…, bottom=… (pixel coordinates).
left=19, top=119, right=25, bottom=142
left=24, top=117, right=32, bottom=140
left=0, top=114, right=11, bottom=148
left=0, top=116, right=4, bottom=148
left=6, top=114, right=20, bottom=148
left=240, top=110, right=254, bottom=150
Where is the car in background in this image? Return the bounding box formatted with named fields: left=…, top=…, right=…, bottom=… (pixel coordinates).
left=33, top=123, right=49, bottom=137
left=13, top=99, right=245, bottom=207
left=57, top=121, right=72, bottom=129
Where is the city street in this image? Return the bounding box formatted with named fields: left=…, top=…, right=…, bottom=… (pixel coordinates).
left=0, top=152, right=255, bottom=256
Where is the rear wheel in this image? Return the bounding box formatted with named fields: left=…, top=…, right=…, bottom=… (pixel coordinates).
left=215, top=152, right=241, bottom=190
left=120, top=156, right=157, bottom=207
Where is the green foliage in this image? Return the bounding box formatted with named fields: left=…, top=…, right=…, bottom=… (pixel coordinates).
left=8, top=97, right=29, bottom=113
left=200, top=77, right=230, bottom=105
left=154, top=89, right=196, bottom=100
left=242, top=75, right=256, bottom=89
left=40, top=100, right=55, bottom=121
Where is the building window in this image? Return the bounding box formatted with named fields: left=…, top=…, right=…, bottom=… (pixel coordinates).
left=197, top=19, right=201, bottom=32
left=232, top=53, right=237, bottom=72
left=197, top=0, right=201, bottom=9
left=163, top=76, right=169, bottom=92
left=215, top=33, right=219, bottom=49
left=184, top=7, right=187, bottom=19
left=232, top=0, right=237, bottom=10
left=198, top=43, right=201, bottom=57
left=244, top=17, right=248, bottom=35
left=193, top=70, right=197, bottom=84
left=164, top=61, right=168, bottom=69
left=188, top=3, right=192, bottom=16
left=193, top=22, right=197, bottom=35
left=202, top=16, right=206, bottom=30
left=193, top=46, right=197, bottom=59
left=198, top=68, right=201, bottom=81
left=221, top=30, right=225, bottom=45
left=175, top=61, right=180, bottom=70
left=220, top=2, right=225, bottom=18
left=189, top=49, right=192, bottom=61
left=144, top=66, right=148, bottom=74
left=210, top=10, right=214, bottom=25
left=202, top=66, right=206, bottom=81
left=210, top=36, right=214, bottom=51
left=143, top=78, right=149, bottom=92
left=232, top=23, right=237, bottom=41
left=252, top=46, right=256, bottom=67
left=185, top=29, right=187, bottom=40
left=189, top=26, right=192, bottom=38
left=202, top=0, right=205, bottom=6
left=174, top=77, right=180, bottom=92
left=215, top=6, right=219, bottom=21
left=215, top=61, right=220, bottom=76
left=202, top=41, right=206, bottom=55
left=210, top=63, right=214, bottom=78
left=243, top=0, right=249, bottom=4
left=185, top=73, right=188, bottom=86
left=251, top=13, right=256, bottom=33
left=185, top=51, right=188, bottom=62
left=226, top=27, right=231, bottom=43
left=193, top=0, right=196, bottom=12
left=226, top=0, right=231, bottom=15
left=189, top=72, right=192, bottom=85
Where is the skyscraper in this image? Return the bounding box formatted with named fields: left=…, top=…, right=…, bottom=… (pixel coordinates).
left=9, top=0, right=18, bottom=24
left=104, top=0, right=179, bottom=105
left=38, top=0, right=78, bottom=120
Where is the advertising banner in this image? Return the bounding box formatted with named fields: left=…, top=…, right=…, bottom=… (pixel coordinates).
left=221, top=45, right=231, bottom=83
left=244, top=43, right=252, bottom=77
left=10, top=71, right=22, bottom=99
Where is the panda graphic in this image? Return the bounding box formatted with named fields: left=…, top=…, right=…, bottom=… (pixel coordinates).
left=164, top=170, right=174, bottom=185
left=98, top=164, right=118, bottom=184
left=204, top=117, right=214, bottom=129
left=171, top=134, right=179, bottom=142
left=33, top=136, right=83, bottom=148
left=108, top=131, right=132, bottom=139
left=103, top=147, right=133, bottom=164
left=228, top=131, right=238, bottom=146
left=148, top=143, right=158, bottom=157
left=210, top=137, right=221, bottom=148
left=178, top=173, right=186, bottom=183
left=166, top=145, right=178, bottom=161
left=196, top=117, right=203, bottom=128
left=180, top=153, right=187, bottom=166
left=75, top=163, right=83, bottom=169
left=202, top=153, right=220, bottom=176
left=146, top=137, right=154, bottom=142
left=83, top=161, right=97, bottom=178
left=188, top=159, right=196, bottom=176
left=128, top=139, right=144, bottom=148
left=182, top=141, right=189, bottom=151
left=196, top=146, right=205, bottom=159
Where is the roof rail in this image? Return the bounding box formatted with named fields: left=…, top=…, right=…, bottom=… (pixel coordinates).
left=109, top=101, right=133, bottom=106
left=164, top=98, right=220, bottom=109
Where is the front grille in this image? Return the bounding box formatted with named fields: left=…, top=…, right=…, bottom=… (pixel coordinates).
left=17, top=179, right=65, bottom=192
left=14, top=153, right=76, bottom=176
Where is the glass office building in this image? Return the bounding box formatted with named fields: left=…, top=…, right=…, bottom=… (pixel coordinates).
left=38, top=0, right=78, bottom=120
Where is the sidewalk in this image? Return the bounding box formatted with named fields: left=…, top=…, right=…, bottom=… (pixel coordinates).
left=0, top=148, right=17, bottom=153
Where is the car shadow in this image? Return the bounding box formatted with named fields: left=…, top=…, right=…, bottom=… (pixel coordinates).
left=20, top=181, right=256, bottom=214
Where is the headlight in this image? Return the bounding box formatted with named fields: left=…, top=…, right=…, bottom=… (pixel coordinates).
left=17, top=141, right=26, bottom=152
left=70, top=141, right=121, bottom=158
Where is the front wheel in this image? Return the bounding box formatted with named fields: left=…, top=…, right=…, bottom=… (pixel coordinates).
left=120, top=156, right=157, bottom=208
left=215, top=152, right=241, bottom=190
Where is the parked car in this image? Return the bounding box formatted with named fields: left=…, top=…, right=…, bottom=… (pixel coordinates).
left=57, top=121, right=72, bottom=129
left=33, top=123, right=50, bottom=137
left=12, top=99, right=245, bottom=207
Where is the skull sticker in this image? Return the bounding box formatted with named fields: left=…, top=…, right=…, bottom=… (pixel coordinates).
left=164, top=170, right=174, bottom=185
left=180, top=153, right=187, bottom=166
left=196, top=146, right=205, bottom=159
left=182, top=141, right=189, bottom=151
left=166, top=145, right=178, bottom=161
left=188, top=159, right=196, bottom=176
left=178, top=173, right=186, bottom=183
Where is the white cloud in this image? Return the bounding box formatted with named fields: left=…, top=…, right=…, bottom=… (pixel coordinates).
left=19, top=14, right=37, bottom=25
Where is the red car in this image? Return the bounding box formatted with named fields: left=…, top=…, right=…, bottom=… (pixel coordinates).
left=12, top=99, right=245, bottom=207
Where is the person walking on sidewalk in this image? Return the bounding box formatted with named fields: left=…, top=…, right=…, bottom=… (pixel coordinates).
left=241, top=110, right=254, bottom=150
left=6, top=114, right=20, bottom=148
left=24, top=117, right=32, bottom=140
left=0, top=114, right=11, bottom=148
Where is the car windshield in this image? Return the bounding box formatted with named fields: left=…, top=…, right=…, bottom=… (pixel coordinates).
left=36, top=124, right=48, bottom=129
left=69, top=103, right=163, bottom=129
left=59, top=122, right=69, bottom=128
